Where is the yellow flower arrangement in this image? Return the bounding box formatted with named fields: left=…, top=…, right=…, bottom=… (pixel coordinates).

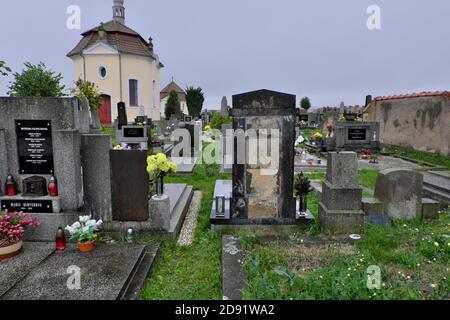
left=147, top=153, right=177, bottom=179
left=313, top=131, right=324, bottom=141
left=113, top=145, right=123, bottom=150
left=204, top=124, right=212, bottom=131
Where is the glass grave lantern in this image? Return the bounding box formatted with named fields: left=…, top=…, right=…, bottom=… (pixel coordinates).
left=5, top=174, right=17, bottom=196
left=48, top=176, right=58, bottom=197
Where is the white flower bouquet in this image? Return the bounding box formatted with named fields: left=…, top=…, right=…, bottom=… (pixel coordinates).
left=66, top=215, right=103, bottom=244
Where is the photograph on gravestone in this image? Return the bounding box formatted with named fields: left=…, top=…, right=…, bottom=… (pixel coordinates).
left=15, top=120, right=54, bottom=175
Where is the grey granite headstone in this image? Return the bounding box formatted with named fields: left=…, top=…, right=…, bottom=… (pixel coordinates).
left=81, top=134, right=113, bottom=222
left=53, top=130, right=83, bottom=211
left=79, top=97, right=91, bottom=134
left=374, top=168, right=423, bottom=220
left=319, top=152, right=364, bottom=233
left=221, top=96, right=229, bottom=116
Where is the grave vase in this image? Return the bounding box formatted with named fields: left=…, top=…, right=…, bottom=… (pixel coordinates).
left=298, top=194, right=308, bottom=213
left=155, top=173, right=165, bottom=197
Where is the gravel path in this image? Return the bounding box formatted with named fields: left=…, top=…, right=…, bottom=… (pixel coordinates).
left=177, top=191, right=203, bottom=246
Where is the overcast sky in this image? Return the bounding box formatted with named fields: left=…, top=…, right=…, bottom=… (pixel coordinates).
left=1, top=0, right=449, bottom=109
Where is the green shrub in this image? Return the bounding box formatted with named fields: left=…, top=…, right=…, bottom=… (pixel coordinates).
left=210, top=114, right=232, bottom=130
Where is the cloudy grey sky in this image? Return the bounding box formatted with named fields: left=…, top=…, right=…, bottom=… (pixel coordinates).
left=0, top=0, right=449, bottom=109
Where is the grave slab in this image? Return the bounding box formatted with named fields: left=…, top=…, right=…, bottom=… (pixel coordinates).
left=0, top=242, right=55, bottom=297
left=1, top=243, right=158, bottom=300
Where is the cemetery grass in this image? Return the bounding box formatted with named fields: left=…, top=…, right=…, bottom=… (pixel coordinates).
left=383, top=145, right=450, bottom=170
left=139, top=164, right=232, bottom=300
left=242, top=211, right=450, bottom=300
left=101, top=125, right=116, bottom=145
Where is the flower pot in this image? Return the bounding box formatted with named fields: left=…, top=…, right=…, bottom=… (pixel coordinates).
left=0, top=239, right=23, bottom=260
left=77, top=241, right=95, bottom=253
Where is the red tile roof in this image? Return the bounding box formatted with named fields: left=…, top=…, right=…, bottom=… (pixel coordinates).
left=67, top=20, right=162, bottom=65
left=374, top=91, right=450, bottom=102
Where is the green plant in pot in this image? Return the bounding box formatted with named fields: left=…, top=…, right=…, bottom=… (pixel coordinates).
left=294, top=172, right=312, bottom=214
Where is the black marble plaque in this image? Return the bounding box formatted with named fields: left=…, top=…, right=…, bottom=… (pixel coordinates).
left=348, top=128, right=367, bottom=141
left=123, top=127, right=145, bottom=138
left=15, top=120, right=54, bottom=175
left=1, top=199, right=53, bottom=213
left=299, top=114, right=309, bottom=122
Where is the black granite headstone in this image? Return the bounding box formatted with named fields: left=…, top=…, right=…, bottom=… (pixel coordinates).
left=117, top=102, right=127, bottom=129
left=15, top=120, right=54, bottom=175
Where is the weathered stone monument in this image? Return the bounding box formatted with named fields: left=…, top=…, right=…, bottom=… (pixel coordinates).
left=211, top=89, right=301, bottom=225
left=325, top=122, right=380, bottom=152
left=221, top=96, right=229, bottom=116
left=318, top=152, right=365, bottom=233
left=373, top=168, right=440, bottom=220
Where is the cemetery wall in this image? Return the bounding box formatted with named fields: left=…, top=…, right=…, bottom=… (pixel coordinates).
left=366, top=95, right=450, bottom=156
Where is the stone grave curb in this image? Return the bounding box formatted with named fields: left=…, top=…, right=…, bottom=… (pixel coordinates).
left=222, top=235, right=248, bottom=301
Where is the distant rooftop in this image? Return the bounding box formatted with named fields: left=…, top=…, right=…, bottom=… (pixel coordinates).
left=374, top=91, right=450, bottom=102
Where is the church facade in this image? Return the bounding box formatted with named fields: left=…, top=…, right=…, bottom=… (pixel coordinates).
left=67, top=0, right=163, bottom=123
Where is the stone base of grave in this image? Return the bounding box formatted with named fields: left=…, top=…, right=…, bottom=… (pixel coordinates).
left=210, top=180, right=313, bottom=227
left=318, top=202, right=365, bottom=234
left=170, top=157, right=198, bottom=173
left=102, top=183, right=193, bottom=240
left=24, top=212, right=82, bottom=242
left=0, top=242, right=159, bottom=300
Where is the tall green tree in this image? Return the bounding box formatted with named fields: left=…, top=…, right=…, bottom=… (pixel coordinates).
left=186, top=86, right=205, bottom=116
left=165, top=90, right=180, bottom=119
left=8, top=62, right=66, bottom=97
left=300, top=96, right=311, bottom=111
left=0, top=60, right=11, bottom=77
